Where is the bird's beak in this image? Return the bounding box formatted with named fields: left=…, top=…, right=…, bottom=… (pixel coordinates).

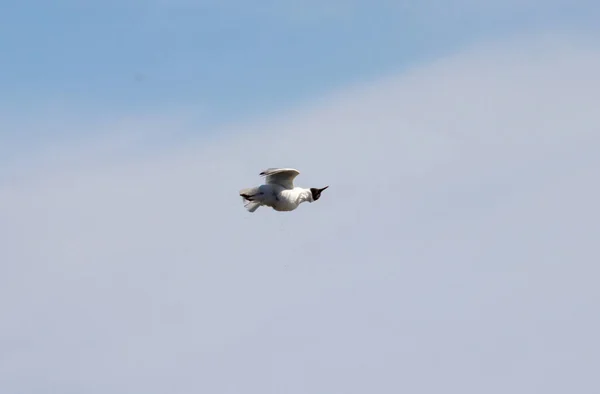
left=319, top=186, right=329, bottom=192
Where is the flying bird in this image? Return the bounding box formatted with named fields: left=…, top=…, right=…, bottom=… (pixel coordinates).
left=239, top=168, right=329, bottom=213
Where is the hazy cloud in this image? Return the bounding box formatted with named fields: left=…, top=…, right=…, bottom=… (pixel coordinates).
left=1, top=32, right=599, bottom=393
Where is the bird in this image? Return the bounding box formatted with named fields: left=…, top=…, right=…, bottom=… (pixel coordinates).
left=239, top=168, right=329, bottom=213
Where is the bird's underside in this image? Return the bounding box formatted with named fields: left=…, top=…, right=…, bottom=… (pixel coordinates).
left=239, top=184, right=284, bottom=212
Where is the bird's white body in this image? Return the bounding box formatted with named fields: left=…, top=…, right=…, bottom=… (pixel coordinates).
left=262, top=185, right=313, bottom=211
left=239, top=168, right=328, bottom=213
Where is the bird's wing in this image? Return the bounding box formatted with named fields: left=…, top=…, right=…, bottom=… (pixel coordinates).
left=260, top=168, right=300, bottom=189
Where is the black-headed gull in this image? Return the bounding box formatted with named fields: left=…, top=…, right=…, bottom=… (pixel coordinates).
left=239, top=168, right=329, bottom=213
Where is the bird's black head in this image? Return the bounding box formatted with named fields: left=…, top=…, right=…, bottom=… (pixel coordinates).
left=310, top=186, right=329, bottom=201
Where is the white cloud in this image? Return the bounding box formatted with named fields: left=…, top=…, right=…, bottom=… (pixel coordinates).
left=1, top=32, right=599, bottom=393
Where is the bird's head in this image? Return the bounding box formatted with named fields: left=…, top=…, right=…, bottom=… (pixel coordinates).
left=310, top=186, right=329, bottom=202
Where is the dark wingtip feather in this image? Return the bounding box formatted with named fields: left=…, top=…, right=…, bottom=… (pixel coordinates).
left=259, top=167, right=276, bottom=176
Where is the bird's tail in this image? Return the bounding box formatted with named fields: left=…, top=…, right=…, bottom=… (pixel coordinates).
left=244, top=201, right=261, bottom=212
left=239, top=187, right=262, bottom=213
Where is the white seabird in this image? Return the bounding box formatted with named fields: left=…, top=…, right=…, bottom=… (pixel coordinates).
left=239, top=168, right=329, bottom=213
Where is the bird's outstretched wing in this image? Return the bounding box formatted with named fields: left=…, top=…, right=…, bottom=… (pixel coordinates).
left=260, top=168, right=300, bottom=189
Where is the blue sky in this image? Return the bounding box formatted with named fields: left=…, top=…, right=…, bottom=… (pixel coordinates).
left=2, top=0, right=598, bottom=121
left=1, top=1, right=599, bottom=172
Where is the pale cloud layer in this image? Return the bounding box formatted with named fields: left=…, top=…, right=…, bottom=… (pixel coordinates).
left=1, top=33, right=599, bottom=393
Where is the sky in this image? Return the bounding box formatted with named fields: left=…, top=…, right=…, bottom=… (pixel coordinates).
left=1, top=1, right=600, bottom=393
